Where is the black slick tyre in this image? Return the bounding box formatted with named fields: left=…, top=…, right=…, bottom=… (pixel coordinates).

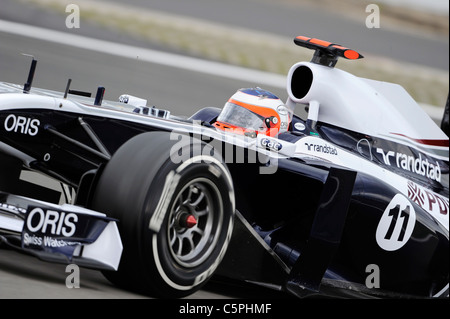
left=91, top=131, right=235, bottom=298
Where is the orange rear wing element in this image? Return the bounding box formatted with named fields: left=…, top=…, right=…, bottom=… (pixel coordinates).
left=294, top=36, right=363, bottom=67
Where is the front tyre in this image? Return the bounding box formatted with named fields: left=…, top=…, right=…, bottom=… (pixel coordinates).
left=91, top=131, right=235, bottom=298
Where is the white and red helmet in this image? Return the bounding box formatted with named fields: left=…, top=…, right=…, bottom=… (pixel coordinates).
left=214, top=88, right=291, bottom=137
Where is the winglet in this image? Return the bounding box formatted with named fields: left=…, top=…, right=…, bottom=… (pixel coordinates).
left=294, top=36, right=363, bottom=67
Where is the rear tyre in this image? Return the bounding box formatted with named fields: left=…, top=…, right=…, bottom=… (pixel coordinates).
left=91, top=131, right=234, bottom=297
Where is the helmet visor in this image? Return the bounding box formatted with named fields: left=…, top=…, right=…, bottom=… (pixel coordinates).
left=217, top=102, right=266, bottom=131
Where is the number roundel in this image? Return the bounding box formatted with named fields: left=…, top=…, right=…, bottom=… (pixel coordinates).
left=376, top=194, right=416, bottom=251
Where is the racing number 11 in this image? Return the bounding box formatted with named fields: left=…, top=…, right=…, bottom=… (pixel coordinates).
left=376, top=194, right=416, bottom=251
left=384, top=205, right=409, bottom=242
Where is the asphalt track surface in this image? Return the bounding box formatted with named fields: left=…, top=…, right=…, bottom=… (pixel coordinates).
left=1, top=0, right=448, bottom=70
left=0, top=247, right=295, bottom=299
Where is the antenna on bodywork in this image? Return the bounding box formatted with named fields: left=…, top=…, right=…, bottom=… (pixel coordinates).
left=293, top=36, right=363, bottom=68
left=22, top=53, right=37, bottom=93
left=64, top=79, right=72, bottom=99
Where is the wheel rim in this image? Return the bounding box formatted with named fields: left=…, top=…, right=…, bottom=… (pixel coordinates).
left=167, top=177, right=223, bottom=268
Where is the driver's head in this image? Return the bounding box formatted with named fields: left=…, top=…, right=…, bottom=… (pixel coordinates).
left=214, top=88, right=291, bottom=137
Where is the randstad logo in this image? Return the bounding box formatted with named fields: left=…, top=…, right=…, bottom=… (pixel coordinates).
left=376, top=148, right=441, bottom=183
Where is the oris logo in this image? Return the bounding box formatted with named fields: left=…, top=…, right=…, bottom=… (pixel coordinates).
left=4, top=114, right=40, bottom=136
left=26, top=207, right=78, bottom=237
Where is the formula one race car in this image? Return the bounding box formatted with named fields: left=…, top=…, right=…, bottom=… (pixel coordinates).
left=0, top=36, right=448, bottom=299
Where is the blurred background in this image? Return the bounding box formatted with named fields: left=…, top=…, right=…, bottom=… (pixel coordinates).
left=0, top=0, right=448, bottom=115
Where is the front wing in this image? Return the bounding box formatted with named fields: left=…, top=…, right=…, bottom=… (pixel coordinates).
left=0, top=191, right=122, bottom=271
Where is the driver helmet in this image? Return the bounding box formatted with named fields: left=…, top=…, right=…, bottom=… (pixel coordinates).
left=214, top=88, right=291, bottom=137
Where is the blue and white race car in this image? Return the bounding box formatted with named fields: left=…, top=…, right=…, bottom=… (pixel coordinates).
left=0, top=36, right=448, bottom=298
